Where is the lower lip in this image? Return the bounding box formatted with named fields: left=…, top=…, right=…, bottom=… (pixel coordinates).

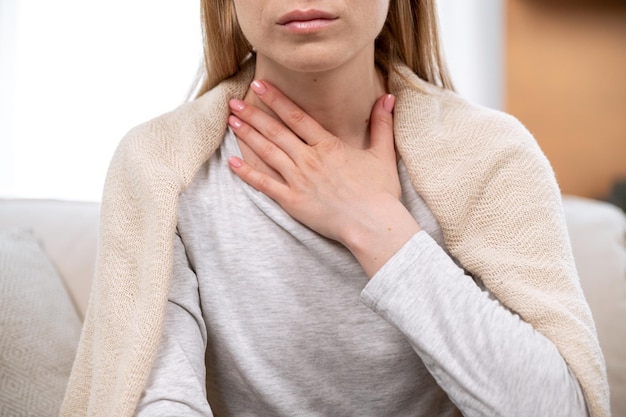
left=281, top=18, right=336, bottom=33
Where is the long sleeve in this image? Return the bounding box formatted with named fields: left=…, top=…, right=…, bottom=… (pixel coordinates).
left=361, top=231, right=589, bottom=417
left=135, top=230, right=214, bottom=417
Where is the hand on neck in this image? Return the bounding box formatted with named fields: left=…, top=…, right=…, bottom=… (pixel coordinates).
left=244, top=52, right=387, bottom=150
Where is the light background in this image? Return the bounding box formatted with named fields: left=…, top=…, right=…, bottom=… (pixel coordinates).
left=0, top=0, right=504, bottom=201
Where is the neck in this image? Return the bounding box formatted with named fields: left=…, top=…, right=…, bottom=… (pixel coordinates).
left=244, top=51, right=387, bottom=149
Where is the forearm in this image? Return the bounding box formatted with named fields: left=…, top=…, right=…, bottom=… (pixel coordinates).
left=361, top=231, right=589, bottom=417
left=341, top=196, right=421, bottom=278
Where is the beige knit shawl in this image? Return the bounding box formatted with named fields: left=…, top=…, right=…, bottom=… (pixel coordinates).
left=61, top=61, right=609, bottom=416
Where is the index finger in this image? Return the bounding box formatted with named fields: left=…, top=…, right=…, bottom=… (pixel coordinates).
left=250, top=80, right=333, bottom=146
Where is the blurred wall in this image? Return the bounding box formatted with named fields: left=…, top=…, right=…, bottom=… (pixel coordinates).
left=438, top=0, right=504, bottom=110
left=506, top=0, right=626, bottom=199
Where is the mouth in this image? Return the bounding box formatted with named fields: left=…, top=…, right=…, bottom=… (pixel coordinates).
left=277, top=9, right=338, bottom=31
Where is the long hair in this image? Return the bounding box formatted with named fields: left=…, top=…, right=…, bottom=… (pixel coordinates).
left=191, top=0, right=454, bottom=98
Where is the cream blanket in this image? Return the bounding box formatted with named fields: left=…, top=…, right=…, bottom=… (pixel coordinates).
left=61, top=61, right=610, bottom=416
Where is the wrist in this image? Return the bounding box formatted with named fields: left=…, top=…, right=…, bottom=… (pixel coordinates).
left=340, top=197, right=421, bottom=278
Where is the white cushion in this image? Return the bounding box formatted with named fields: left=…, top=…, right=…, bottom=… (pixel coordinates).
left=563, top=196, right=626, bottom=417
left=0, top=229, right=82, bottom=416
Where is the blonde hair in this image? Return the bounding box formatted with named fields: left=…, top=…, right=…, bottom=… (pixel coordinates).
left=192, top=0, right=453, bottom=98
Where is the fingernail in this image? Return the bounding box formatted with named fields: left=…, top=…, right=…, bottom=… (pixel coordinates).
left=228, top=115, right=242, bottom=129
left=228, top=156, right=243, bottom=168
left=229, top=99, right=245, bottom=112
left=383, top=94, right=395, bottom=113
left=251, top=80, right=267, bottom=95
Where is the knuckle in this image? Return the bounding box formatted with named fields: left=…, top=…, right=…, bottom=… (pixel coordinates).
left=288, top=108, right=307, bottom=125
left=255, top=175, right=271, bottom=193
left=301, top=153, right=322, bottom=172
left=265, top=90, right=281, bottom=108
left=260, top=142, right=277, bottom=159
left=318, top=138, right=340, bottom=153
left=375, top=112, right=393, bottom=128
left=239, top=164, right=253, bottom=181
left=266, top=122, right=284, bottom=138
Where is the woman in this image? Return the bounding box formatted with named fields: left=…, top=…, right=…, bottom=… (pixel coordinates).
left=61, top=0, right=609, bottom=416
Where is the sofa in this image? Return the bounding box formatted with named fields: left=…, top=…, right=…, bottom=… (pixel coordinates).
left=0, top=197, right=625, bottom=416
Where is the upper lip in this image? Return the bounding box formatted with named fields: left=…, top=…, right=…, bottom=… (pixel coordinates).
left=277, top=9, right=337, bottom=25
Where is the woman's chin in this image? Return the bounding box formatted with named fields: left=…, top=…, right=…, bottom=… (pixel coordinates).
left=257, top=47, right=366, bottom=76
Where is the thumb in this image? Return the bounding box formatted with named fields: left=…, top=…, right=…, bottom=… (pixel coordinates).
left=369, top=94, right=395, bottom=157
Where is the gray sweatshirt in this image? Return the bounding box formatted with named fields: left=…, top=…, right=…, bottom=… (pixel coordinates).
left=136, top=129, right=588, bottom=416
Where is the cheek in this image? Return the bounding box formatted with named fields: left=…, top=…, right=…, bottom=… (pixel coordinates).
left=233, top=2, right=265, bottom=46
left=371, top=1, right=391, bottom=34
left=347, top=1, right=389, bottom=44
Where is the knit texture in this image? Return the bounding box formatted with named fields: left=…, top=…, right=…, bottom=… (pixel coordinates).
left=60, top=60, right=609, bottom=417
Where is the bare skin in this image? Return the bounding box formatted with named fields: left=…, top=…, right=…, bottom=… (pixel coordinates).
left=227, top=81, right=421, bottom=278
left=227, top=0, right=421, bottom=277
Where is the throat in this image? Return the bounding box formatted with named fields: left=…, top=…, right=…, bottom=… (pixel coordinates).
left=243, top=88, right=380, bottom=151
left=242, top=57, right=388, bottom=149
